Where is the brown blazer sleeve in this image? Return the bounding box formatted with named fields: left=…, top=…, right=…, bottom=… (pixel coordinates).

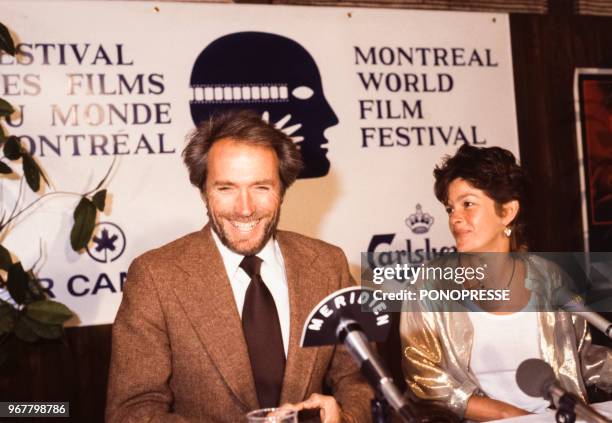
left=106, top=256, right=190, bottom=423
left=325, top=247, right=374, bottom=423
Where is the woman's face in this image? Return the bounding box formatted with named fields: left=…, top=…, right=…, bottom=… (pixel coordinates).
left=445, top=178, right=512, bottom=253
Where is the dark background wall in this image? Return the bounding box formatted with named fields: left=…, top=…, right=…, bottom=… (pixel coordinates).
left=1, top=1, right=611, bottom=421
left=513, top=0, right=612, bottom=253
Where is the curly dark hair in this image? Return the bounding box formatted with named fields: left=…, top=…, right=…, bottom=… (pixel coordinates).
left=433, top=144, right=530, bottom=251
left=182, top=109, right=303, bottom=194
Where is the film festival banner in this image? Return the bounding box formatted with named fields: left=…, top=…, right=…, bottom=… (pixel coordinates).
left=0, top=1, right=519, bottom=326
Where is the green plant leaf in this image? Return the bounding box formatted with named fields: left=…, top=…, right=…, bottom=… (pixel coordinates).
left=0, top=22, right=16, bottom=56
left=26, top=300, right=72, bottom=325
left=7, top=262, right=28, bottom=305
left=0, top=98, right=14, bottom=118
left=22, top=153, right=41, bottom=192
left=0, top=161, right=12, bottom=174
left=3, top=136, right=21, bottom=160
left=0, top=244, right=11, bottom=270
left=70, top=197, right=97, bottom=251
left=22, top=316, right=62, bottom=339
left=14, top=317, right=39, bottom=343
left=92, top=189, right=107, bottom=211
left=0, top=303, right=15, bottom=335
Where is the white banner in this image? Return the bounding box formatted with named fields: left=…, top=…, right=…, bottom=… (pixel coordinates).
left=0, top=0, right=519, bottom=325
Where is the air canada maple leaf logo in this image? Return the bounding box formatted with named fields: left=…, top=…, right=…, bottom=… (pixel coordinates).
left=86, top=222, right=126, bottom=263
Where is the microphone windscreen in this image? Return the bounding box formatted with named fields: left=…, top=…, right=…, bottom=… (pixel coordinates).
left=516, top=358, right=556, bottom=398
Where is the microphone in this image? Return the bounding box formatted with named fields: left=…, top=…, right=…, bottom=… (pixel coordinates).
left=336, top=317, right=414, bottom=421
left=300, top=287, right=458, bottom=423
left=516, top=358, right=611, bottom=423
left=554, top=287, right=612, bottom=339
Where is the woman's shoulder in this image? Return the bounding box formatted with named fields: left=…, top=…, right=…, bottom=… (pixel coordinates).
left=523, top=253, right=572, bottom=294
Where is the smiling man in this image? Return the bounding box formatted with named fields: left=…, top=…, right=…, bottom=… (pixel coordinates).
left=106, top=110, right=372, bottom=423
left=205, top=137, right=282, bottom=256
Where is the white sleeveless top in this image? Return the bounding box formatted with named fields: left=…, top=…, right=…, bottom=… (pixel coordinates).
left=468, top=311, right=550, bottom=413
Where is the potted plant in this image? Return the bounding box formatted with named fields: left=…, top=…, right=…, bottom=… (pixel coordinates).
left=0, top=21, right=110, bottom=366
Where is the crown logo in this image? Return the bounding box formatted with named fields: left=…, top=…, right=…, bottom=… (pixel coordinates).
left=405, top=204, right=434, bottom=234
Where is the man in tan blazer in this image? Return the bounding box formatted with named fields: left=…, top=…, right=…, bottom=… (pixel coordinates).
left=106, top=110, right=373, bottom=422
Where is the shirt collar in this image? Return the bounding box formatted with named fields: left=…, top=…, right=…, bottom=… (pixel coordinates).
left=211, top=228, right=280, bottom=279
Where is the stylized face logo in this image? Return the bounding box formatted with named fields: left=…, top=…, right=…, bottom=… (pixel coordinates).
left=189, top=32, right=338, bottom=178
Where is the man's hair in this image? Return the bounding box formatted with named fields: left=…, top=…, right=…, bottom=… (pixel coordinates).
left=182, top=109, right=303, bottom=193
left=433, top=144, right=530, bottom=251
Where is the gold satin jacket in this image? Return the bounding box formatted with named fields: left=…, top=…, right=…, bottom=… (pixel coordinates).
left=400, top=255, right=612, bottom=418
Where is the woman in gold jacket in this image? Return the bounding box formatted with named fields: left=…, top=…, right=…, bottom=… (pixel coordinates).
left=400, top=145, right=611, bottom=421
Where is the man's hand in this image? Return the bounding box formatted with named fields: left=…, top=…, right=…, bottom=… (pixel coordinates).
left=280, top=393, right=343, bottom=423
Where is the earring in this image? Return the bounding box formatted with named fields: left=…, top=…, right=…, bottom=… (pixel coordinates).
left=504, top=227, right=512, bottom=237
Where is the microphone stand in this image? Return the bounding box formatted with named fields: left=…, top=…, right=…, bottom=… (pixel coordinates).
left=555, top=392, right=578, bottom=423
left=299, top=287, right=459, bottom=423
left=337, top=318, right=458, bottom=423
left=371, top=384, right=419, bottom=423
left=371, top=390, right=391, bottom=423
left=516, top=359, right=611, bottom=423
left=548, top=384, right=610, bottom=423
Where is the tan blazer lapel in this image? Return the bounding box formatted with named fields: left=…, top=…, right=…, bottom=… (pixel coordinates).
left=278, top=232, right=325, bottom=404
left=171, top=225, right=259, bottom=411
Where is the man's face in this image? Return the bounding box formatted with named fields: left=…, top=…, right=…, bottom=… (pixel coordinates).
left=205, top=138, right=282, bottom=255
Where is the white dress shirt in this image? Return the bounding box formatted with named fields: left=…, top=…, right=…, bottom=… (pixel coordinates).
left=211, top=230, right=290, bottom=356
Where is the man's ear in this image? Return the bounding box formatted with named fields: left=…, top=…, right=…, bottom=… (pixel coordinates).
left=502, top=200, right=519, bottom=226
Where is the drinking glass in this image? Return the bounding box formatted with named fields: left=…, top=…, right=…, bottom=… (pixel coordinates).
left=246, top=407, right=298, bottom=422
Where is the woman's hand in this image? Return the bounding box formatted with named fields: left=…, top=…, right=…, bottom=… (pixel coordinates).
left=465, top=395, right=532, bottom=421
